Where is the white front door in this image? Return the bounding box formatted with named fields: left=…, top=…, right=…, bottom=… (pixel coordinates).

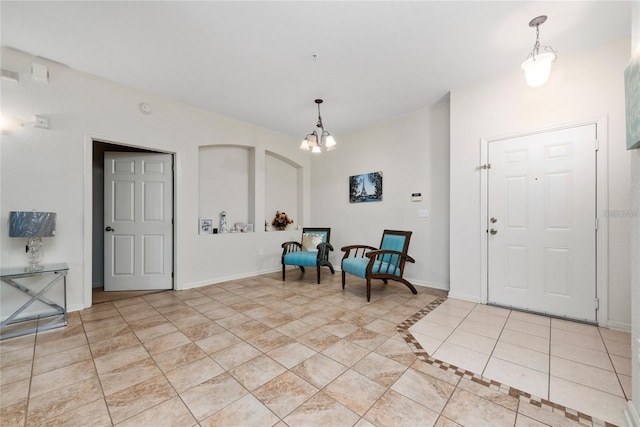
left=104, top=152, right=173, bottom=291
left=487, top=124, right=597, bottom=322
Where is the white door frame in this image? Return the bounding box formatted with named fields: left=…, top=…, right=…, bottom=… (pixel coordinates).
left=83, top=132, right=178, bottom=308
left=479, top=117, right=609, bottom=326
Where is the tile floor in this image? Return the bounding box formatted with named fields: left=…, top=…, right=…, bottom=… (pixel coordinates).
left=409, top=298, right=632, bottom=426
left=0, top=271, right=632, bottom=426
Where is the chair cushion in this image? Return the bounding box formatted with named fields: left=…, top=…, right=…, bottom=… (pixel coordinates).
left=284, top=251, right=318, bottom=267
left=301, top=233, right=323, bottom=251
left=342, top=258, right=402, bottom=278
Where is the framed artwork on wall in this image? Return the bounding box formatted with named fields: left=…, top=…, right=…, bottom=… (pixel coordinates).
left=199, top=218, right=213, bottom=234
left=349, top=171, right=383, bottom=203
left=625, top=45, right=640, bottom=150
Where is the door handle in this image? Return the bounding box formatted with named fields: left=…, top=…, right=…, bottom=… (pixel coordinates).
left=490, top=229, right=498, bottom=235
left=105, top=226, right=114, bottom=232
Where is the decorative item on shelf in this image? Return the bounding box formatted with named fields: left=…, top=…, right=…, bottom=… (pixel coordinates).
left=521, top=15, right=558, bottom=88
left=220, top=211, right=228, bottom=234
left=300, top=99, right=336, bottom=153
left=199, top=218, right=213, bottom=235
left=272, top=211, right=293, bottom=231
left=9, top=211, right=57, bottom=270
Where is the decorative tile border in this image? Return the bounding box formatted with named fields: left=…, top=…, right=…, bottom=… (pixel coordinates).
left=396, top=296, right=617, bottom=427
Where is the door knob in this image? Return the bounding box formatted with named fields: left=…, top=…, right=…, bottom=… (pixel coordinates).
left=490, top=229, right=498, bottom=235
left=105, top=226, right=114, bottom=232
left=490, top=217, right=497, bottom=223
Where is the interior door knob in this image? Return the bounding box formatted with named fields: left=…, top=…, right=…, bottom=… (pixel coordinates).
left=105, top=226, right=114, bottom=232
left=490, top=217, right=497, bottom=223
left=490, top=229, right=498, bottom=235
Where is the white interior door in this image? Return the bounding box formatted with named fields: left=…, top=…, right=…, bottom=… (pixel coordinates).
left=487, top=124, right=597, bottom=322
left=104, top=152, right=173, bottom=291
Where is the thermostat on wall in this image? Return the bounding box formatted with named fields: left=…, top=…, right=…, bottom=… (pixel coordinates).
left=411, top=193, right=422, bottom=202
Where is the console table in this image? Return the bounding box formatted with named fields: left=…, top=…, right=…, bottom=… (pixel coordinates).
left=0, top=263, right=68, bottom=340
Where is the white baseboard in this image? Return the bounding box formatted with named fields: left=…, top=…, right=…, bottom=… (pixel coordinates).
left=607, top=319, right=632, bottom=332
left=446, top=291, right=482, bottom=303
left=625, top=401, right=640, bottom=427
left=180, top=267, right=281, bottom=290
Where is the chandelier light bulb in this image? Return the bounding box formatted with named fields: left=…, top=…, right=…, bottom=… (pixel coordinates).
left=300, top=99, right=336, bottom=153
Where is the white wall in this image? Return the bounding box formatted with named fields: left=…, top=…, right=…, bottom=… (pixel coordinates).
left=629, top=0, right=640, bottom=422
left=450, top=37, right=632, bottom=329
left=0, top=47, right=310, bottom=312
left=310, top=102, right=451, bottom=289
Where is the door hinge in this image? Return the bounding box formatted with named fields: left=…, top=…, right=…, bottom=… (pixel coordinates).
left=476, top=164, right=491, bottom=170
left=595, top=139, right=599, bottom=151
left=595, top=297, right=599, bottom=310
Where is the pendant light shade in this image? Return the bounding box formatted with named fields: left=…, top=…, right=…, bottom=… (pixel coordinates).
left=521, top=15, right=557, bottom=87
left=300, top=99, right=336, bottom=153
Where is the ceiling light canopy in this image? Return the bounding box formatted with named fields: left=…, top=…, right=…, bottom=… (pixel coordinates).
left=521, top=15, right=558, bottom=88
left=300, top=99, right=336, bottom=153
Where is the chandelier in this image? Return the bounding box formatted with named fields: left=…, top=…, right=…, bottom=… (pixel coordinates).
left=300, top=99, right=336, bottom=153
left=521, top=15, right=558, bottom=88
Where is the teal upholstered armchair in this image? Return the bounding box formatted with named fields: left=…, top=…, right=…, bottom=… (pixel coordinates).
left=341, top=230, right=417, bottom=301
left=281, top=228, right=335, bottom=284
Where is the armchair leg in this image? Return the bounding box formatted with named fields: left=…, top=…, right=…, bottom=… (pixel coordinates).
left=316, top=265, right=321, bottom=285
left=366, top=278, right=371, bottom=302
left=341, top=270, right=346, bottom=289
left=282, top=264, right=285, bottom=281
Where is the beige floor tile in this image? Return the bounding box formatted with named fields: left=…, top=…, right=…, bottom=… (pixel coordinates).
left=89, top=332, right=140, bottom=359
left=374, top=337, right=417, bottom=366
left=98, top=357, right=161, bottom=396
left=296, top=328, right=341, bottom=351
left=211, top=341, right=262, bottom=370
left=325, top=370, right=387, bottom=416
left=364, top=318, right=399, bottom=336
left=598, top=326, right=631, bottom=343
left=141, top=330, right=191, bottom=355
left=551, top=318, right=599, bottom=336
left=164, top=356, right=224, bottom=393
left=423, top=311, right=466, bottom=328
left=283, top=391, right=360, bottom=427
left=0, top=359, right=31, bottom=386
left=549, top=356, right=624, bottom=397
left=409, top=331, right=442, bottom=355
left=457, top=318, right=503, bottom=339
left=179, top=372, right=247, bottom=421
left=610, top=353, right=632, bottom=376
left=345, top=327, right=388, bottom=350
left=409, top=318, right=455, bottom=340
left=508, top=310, right=550, bottom=326
left=38, top=398, right=111, bottom=427
left=117, top=396, right=196, bottom=427
left=229, top=354, right=287, bottom=391
left=603, top=338, right=632, bottom=358
left=93, top=344, right=149, bottom=374
left=229, top=318, right=272, bottom=340
left=105, top=374, right=176, bottom=424
left=391, top=367, right=455, bottom=413
left=514, top=413, right=549, bottom=427
left=152, top=341, right=207, bottom=372
left=253, top=371, right=319, bottom=418
left=446, top=328, right=497, bottom=355
left=30, top=359, right=97, bottom=398
left=268, top=341, right=317, bottom=369
left=432, top=341, right=490, bottom=374
left=620, top=374, right=632, bottom=399
left=0, top=378, right=29, bottom=409
left=492, top=341, right=549, bottom=373
left=550, top=328, right=606, bottom=352
left=549, top=376, right=628, bottom=426
left=194, top=330, right=242, bottom=354
left=321, top=339, right=370, bottom=367
left=353, top=352, right=408, bottom=387
left=465, top=310, right=509, bottom=328
left=505, top=318, right=550, bottom=339
left=320, top=319, right=360, bottom=338
left=364, top=389, right=439, bottom=427
left=202, top=393, right=280, bottom=427
left=430, top=302, right=473, bottom=318
left=246, top=328, right=295, bottom=352
left=550, top=340, right=613, bottom=370
left=499, top=329, right=550, bottom=354
left=483, top=357, right=549, bottom=399
left=441, top=388, right=516, bottom=427
left=26, top=377, right=103, bottom=425
left=456, top=378, right=519, bottom=411
left=290, top=353, right=347, bottom=389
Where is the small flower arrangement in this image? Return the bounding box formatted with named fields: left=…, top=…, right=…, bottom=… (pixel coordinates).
left=272, top=211, right=293, bottom=230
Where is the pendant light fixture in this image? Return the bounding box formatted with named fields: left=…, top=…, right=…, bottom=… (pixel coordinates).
left=300, top=99, right=336, bottom=153
left=521, top=15, right=558, bottom=87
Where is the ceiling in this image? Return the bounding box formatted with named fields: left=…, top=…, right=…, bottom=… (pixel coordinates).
left=0, top=1, right=632, bottom=139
